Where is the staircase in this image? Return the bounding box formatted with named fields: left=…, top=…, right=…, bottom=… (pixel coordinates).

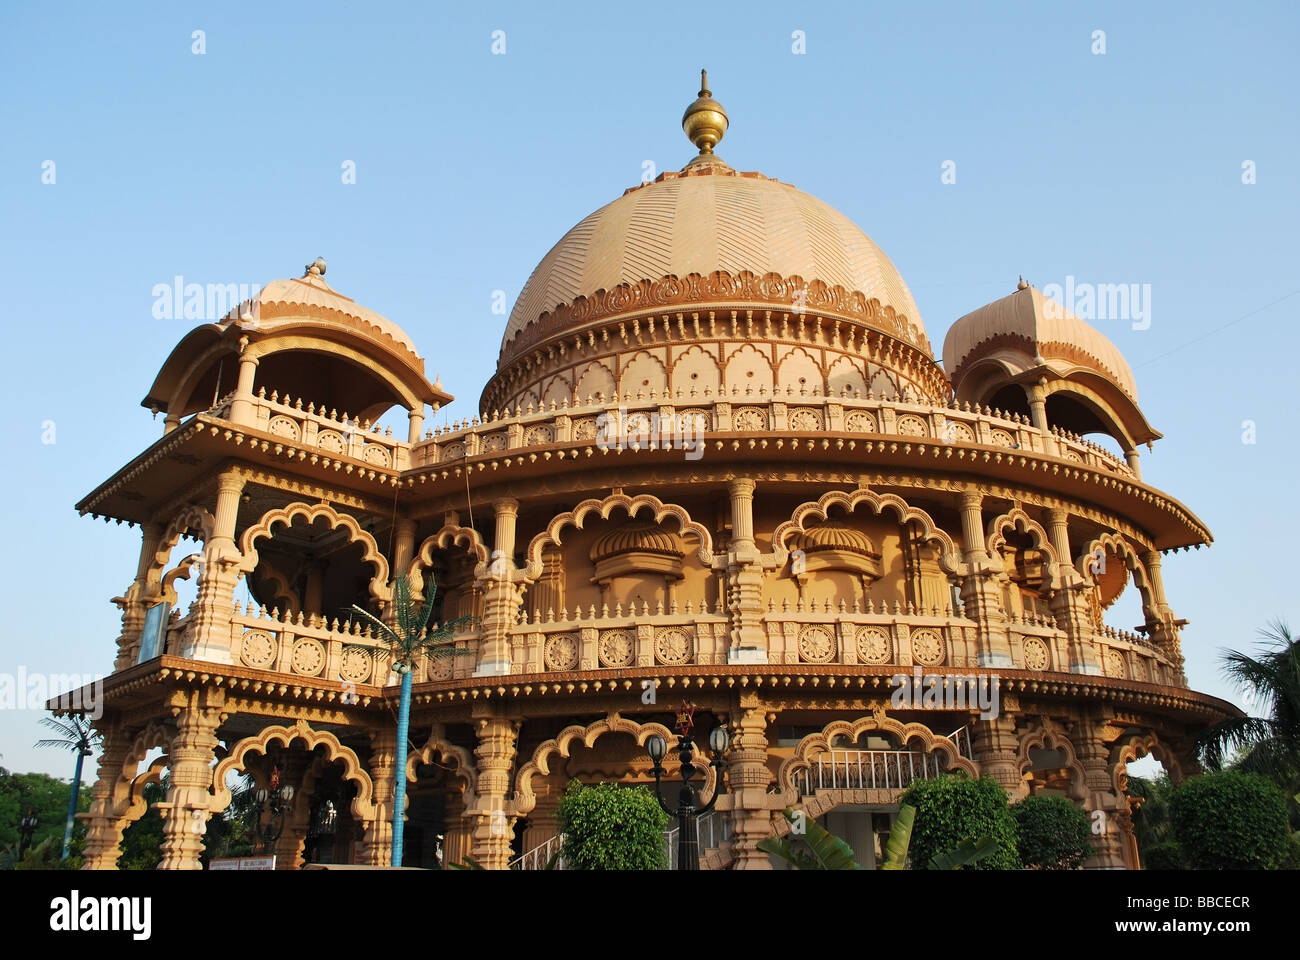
left=510, top=811, right=732, bottom=870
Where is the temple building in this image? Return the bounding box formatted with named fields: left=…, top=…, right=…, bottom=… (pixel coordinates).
left=66, top=74, right=1236, bottom=870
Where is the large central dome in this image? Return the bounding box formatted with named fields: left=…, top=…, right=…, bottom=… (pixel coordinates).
left=502, top=165, right=926, bottom=362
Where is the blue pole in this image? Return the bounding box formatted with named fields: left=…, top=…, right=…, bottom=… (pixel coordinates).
left=62, top=748, right=85, bottom=860
left=390, top=667, right=413, bottom=867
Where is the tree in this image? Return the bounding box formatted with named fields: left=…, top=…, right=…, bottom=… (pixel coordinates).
left=347, top=574, right=473, bottom=867
left=35, top=714, right=101, bottom=859
left=117, top=779, right=165, bottom=870
left=0, top=767, right=91, bottom=867
left=1169, top=771, right=1292, bottom=870
left=899, top=774, right=1021, bottom=870
left=556, top=780, right=669, bottom=870
left=1197, top=619, right=1300, bottom=815
left=1011, top=795, right=1093, bottom=869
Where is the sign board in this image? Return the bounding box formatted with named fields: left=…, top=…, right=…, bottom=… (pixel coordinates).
left=208, top=855, right=277, bottom=871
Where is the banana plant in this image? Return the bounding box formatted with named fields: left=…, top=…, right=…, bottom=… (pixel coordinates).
left=347, top=574, right=475, bottom=867
left=927, top=836, right=1000, bottom=870
left=757, top=807, right=863, bottom=870
left=880, top=803, right=916, bottom=869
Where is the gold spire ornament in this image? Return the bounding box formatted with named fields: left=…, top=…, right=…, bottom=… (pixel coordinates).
left=682, top=69, right=728, bottom=159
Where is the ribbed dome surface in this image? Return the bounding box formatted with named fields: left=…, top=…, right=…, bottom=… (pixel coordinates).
left=589, top=522, right=684, bottom=562
left=792, top=522, right=877, bottom=556
left=503, top=165, right=925, bottom=360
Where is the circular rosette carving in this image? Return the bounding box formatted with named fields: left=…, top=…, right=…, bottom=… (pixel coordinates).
left=732, top=407, right=768, bottom=431
left=427, top=654, right=454, bottom=681
left=525, top=424, right=554, bottom=446
left=798, top=625, right=837, bottom=663
left=654, top=627, right=694, bottom=665
left=317, top=430, right=345, bottom=453
left=896, top=415, right=928, bottom=437
left=267, top=415, right=301, bottom=441
left=1022, top=637, right=1049, bottom=671
left=680, top=409, right=710, bottom=432
left=942, top=420, right=974, bottom=444
left=598, top=629, right=635, bottom=667
left=291, top=638, right=326, bottom=676
left=1064, top=449, right=1084, bottom=463
left=1105, top=650, right=1127, bottom=678
left=788, top=408, right=824, bottom=431
left=544, top=633, right=580, bottom=671
left=572, top=418, right=598, bottom=441
left=855, top=627, right=891, bottom=664
left=362, top=444, right=391, bottom=466
left=910, top=629, right=945, bottom=666
left=339, top=646, right=373, bottom=684
left=990, top=429, right=1016, bottom=447
left=440, top=442, right=466, bottom=462
left=239, top=630, right=277, bottom=669
left=483, top=433, right=508, bottom=452
left=844, top=411, right=877, bottom=433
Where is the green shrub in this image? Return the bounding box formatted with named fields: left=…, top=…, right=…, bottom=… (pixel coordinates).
left=899, top=775, right=1020, bottom=870
left=1142, top=840, right=1185, bottom=870
left=1010, top=795, right=1094, bottom=869
left=1169, top=771, right=1291, bottom=870
left=556, top=780, right=669, bottom=870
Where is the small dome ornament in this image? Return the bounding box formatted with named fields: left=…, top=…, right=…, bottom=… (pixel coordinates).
left=1017, top=275, right=1029, bottom=291
left=682, top=69, right=728, bottom=159
left=305, top=257, right=327, bottom=277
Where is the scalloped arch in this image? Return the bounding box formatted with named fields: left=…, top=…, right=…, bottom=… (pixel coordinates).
left=1075, top=531, right=1154, bottom=609
left=408, top=525, right=490, bottom=599
left=524, top=492, right=714, bottom=580
left=513, top=713, right=687, bottom=816
left=146, top=505, right=215, bottom=597
left=405, top=728, right=478, bottom=800
left=1016, top=721, right=1089, bottom=802
left=775, top=715, right=978, bottom=801
left=210, top=721, right=375, bottom=822
left=771, top=486, right=962, bottom=574
left=985, top=507, right=1061, bottom=591
left=1111, top=732, right=1183, bottom=795
left=237, top=502, right=390, bottom=602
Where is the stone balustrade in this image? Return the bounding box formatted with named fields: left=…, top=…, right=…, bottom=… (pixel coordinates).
left=248, top=388, right=407, bottom=469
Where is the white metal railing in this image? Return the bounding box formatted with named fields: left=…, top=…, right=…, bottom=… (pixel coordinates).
left=796, top=749, right=949, bottom=796
left=946, top=725, right=972, bottom=760
left=511, top=810, right=730, bottom=871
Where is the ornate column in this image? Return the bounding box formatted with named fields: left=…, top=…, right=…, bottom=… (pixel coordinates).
left=227, top=350, right=260, bottom=425
left=407, top=406, right=425, bottom=445
left=727, top=696, right=774, bottom=869
left=185, top=470, right=244, bottom=663
left=1045, top=508, right=1102, bottom=675
left=1075, top=712, right=1126, bottom=869
left=392, top=518, right=417, bottom=581
left=1140, top=548, right=1186, bottom=685
left=272, top=752, right=312, bottom=870
left=468, top=706, right=519, bottom=870
left=727, top=478, right=767, bottom=663
left=957, top=491, right=1012, bottom=667
left=1123, top=448, right=1142, bottom=479
left=971, top=711, right=1021, bottom=796
left=441, top=790, right=473, bottom=869
left=115, top=521, right=164, bottom=671
left=81, top=720, right=132, bottom=870
left=157, top=687, right=224, bottom=870
left=475, top=498, right=520, bottom=676
left=358, top=728, right=396, bottom=866
left=1026, top=380, right=1049, bottom=433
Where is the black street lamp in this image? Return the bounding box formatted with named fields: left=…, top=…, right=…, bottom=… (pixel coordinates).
left=253, top=766, right=296, bottom=854
left=18, top=811, right=38, bottom=858
left=645, top=701, right=730, bottom=870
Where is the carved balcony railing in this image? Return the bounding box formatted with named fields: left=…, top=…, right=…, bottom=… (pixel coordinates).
left=794, top=730, right=971, bottom=798
left=246, top=388, right=407, bottom=469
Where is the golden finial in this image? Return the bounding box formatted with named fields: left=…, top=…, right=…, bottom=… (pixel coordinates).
left=682, top=68, right=728, bottom=159
left=1017, top=276, right=1029, bottom=291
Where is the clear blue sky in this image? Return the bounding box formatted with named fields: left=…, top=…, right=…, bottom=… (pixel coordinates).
left=1, top=1, right=1296, bottom=778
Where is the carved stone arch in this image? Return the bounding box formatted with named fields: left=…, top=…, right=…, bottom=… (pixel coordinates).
left=722, top=342, right=774, bottom=392
left=574, top=361, right=615, bottom=402
left=1040, top=378, right=1137, bottom=450
left=513, top=712, right=688, bottom=816
left=868, top=367, right=900, bottom=400
left=1074, top=531, right=1155, bottom=616
left=775, top=715, right=978, bottom=801
left=211, top=721, right=375, bottom=822
left=124, top=756, right=170, bottom=822
left=1016, top=721, right=1089, bottom=802
left=827, top=355, right=867, bottom=397
left=108, top=720, right=176, bottom=819
left=237, top=501, right=391, bottom=603
left=145, top=505, right=216, bottom=598
left=1111, top=732, right=1184, bottom=794
left=669, top=343, right=721, bottom=396
left=539, top=373, right=572, bottom=408
left=408, top=525, right=490, bottom=599
left=405, top=728, right=479, bottom=803
left=776, top=346, right=825, bottom=395
left=771, top=486, right=962, bottom=575
left=985, top=507, right=1061, bottom=591
left=249, top=564, right=301, bottom=616
left=523, top=491, right=715, bottom=580
left=617, top=350, right=668, bottom=398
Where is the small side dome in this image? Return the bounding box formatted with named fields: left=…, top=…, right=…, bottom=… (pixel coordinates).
left=143, top=262, right=452, bottom=424
left=790, top=521, right=877, bottom=558
left=943, top=282, right=1160, bottom=450
left=589, top=522, right=685, bottom=563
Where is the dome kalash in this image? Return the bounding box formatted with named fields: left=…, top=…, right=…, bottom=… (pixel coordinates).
left=69, top=73, right=1234, bottom=873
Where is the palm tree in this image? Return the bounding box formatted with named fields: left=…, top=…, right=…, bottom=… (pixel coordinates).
left=1198, top=618, right=1300, bottom=798
left=347, top=574, right=474, bottom=867
left=35, top=714, right=101, bottom=860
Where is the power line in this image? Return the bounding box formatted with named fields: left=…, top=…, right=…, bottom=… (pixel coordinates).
left=1137, top=287, right=1300, bottom=368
